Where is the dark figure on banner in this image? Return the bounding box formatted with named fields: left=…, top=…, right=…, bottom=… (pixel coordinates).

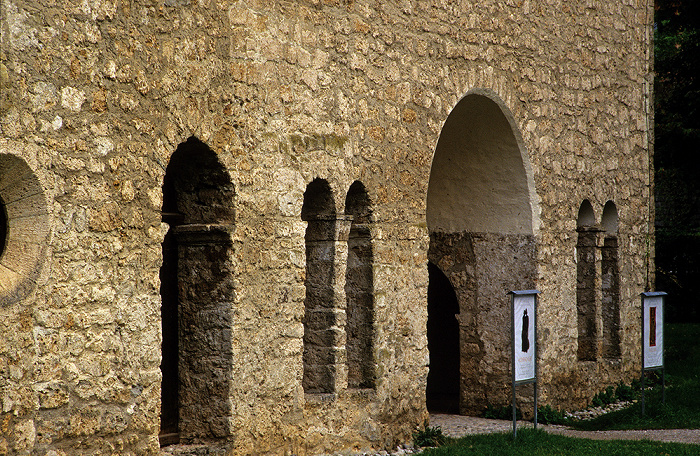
left=522, top=309, right=530, bottom=352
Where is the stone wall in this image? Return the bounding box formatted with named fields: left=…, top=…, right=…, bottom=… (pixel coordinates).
left=428, top=232, right=537, bottom=415
left=1, top=0, right=653, bottom=454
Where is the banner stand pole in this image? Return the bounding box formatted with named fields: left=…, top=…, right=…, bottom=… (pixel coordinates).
left=640, top=292, right=667, bottom=417
left=662, top=366, right=666, bottom=405
left=512, top=385, right=517, bottom=439
left=510, top=290, right=539, bottom=440
left=640, top=293, right=645, bottom=416
left=641, top=365, right=645, bottom=416
left=511, top=292, right=517, bottom=440
left=662, top=299, right=666, bottom=406
left=533, top=292, right=538, bottom=431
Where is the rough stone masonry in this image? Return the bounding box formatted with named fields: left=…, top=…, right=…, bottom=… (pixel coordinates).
left=0, top=0, right=654, bottom=455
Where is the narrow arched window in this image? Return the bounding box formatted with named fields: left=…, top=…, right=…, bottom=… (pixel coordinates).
left=344, top=181, right=375, bottom=389
left=576, top=200, right=598, bottom=361
left=302, top=179, right=337, bottom=393
left=601, top=201, right=621, bottom=359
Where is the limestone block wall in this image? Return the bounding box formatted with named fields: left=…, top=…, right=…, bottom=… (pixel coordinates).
left=428, top=232, right=537, bottom=415
left=1, top=0, right=653, bottom=455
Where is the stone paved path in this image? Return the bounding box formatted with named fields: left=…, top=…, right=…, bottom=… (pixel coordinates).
left=430, top=414, right=700, bottom=445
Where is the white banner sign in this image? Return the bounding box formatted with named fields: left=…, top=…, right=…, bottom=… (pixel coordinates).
left=643, top=295, right=664, bottom=369
left=513, top=294, right=536, bottom=382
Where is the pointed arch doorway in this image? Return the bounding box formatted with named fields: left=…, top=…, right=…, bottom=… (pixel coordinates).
left=426, top=90, right=539, bottom=415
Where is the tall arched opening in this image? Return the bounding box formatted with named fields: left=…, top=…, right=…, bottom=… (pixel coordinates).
left=601, top=201, right=620, bottom=359
left=576, top=200, right=599, bottom=361
left=302, top=178, right=338, bottom=394
left=160, top=137, right=235, bottom=444
left=426, top=91, right=538, bottom=415
left=344, top=181, right=375, bottom=390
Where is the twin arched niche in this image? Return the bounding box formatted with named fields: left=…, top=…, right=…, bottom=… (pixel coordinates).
left=0, top=154, right=49, bottom=306
left=426, top=91, right=538, bottom=414
left=301, top=179, right=375, bottom=394
left=160, top=137, right=235, bottom=444
left=576, top=200, right=620, bottom=361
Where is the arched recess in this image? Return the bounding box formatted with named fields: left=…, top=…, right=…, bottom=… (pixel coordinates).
left=302, top=178, right=338, bottom=394
left=601, top=201, right=620, bottom=359
left=426, top=262, right=460, bottom=413
left=0, top=155, right=50, bottom=306
left=160, top=137, right=235, bottom=445
left=426, top=90, right=538, bottom=414
left=344, top=181, right=375, bottom=389
left=576, top=200, right=599, bottom=361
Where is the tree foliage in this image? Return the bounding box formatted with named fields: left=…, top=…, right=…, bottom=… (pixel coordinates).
left=655, top=0, right=700, bottom=170
left=654, top=0, right=700, bottom=321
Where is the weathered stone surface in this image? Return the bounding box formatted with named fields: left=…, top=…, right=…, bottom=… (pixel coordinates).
left=0, top=0, right=653, bottom=454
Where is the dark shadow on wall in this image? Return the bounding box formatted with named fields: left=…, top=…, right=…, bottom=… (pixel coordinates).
left=159, top=228, right=179, bottom=442
left=345, top=181, right=375, bottom=390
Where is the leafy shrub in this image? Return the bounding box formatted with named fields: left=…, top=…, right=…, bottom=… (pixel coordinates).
left=591, top=385, right=617, bottom=407
left=537, top=404, right=568, bottom=425
left=615, top=382, right=636, bottom=402
left=412, top=421, right=449, bottom=448
left=590, top=394, right=604, bottom=407
left=643, top=370, right=663, bottom=386
left=631, top=377, right=643, bottom=392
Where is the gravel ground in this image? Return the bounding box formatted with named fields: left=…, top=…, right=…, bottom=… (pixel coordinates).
left=430, top=413, right=700, bottom=445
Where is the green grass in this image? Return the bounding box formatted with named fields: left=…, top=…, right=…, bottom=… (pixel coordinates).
left=571, top=323, right=700, bottom=431
left=421, top=428, right=699, bottom=456
left=417, top=325, right=700, bottom=454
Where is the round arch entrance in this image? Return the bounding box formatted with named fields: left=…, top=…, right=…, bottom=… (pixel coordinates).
left=426, top=90, right=539, bottom=415
left=160, top=137, right=236, bottom=444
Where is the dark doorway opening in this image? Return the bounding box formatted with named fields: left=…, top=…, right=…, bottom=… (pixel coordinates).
left=0, top=196, right=7, bottom=258
left=159, top=137, right=235, bottom=445
left=426, top=262, right=460, bottom=414
left=159, top=228, right=179, bottom=445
